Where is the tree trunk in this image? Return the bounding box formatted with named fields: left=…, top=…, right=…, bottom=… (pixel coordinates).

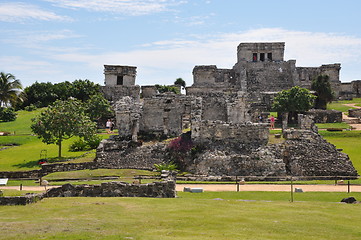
left=58, top=139, right=62, bottom=158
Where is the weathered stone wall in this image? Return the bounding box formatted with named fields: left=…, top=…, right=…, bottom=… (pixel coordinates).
left=186, top=89, right=250, bottom=123
left=141, top=85, right=158, bottom=98
left=282, top=129, right=357, bottom=177
left=349, top=108, right=361, bottom=118
left=237, top=42, right=285, bottom=63
left=0, top=193, right=45, bottom=206
left=306, top=109, right=342, bottom=123
left=114, top=96, right=142, bottom=140
left=102, top=85, right=140, bottom=102
left=0, top=170, right=41, bottom=179
left=104, top=65, right=137, bottom=86
left=46, top=181, right=176, bottom=198
left=192, top=66, right=238, bottom=88
left=139, top=94, right=193, bottom=137
left=192, top=120, right=269, bottom=147
left=95, top=139, right=166, bottom=169
left=233, top=60, right=297, bottom=100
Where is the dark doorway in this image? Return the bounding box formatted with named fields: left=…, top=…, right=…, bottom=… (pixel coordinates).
left=260, top=53, right=265, bottom=62
left=267, top=53, right=273, bottom=61
left=252, top=53, right=257, bottom=62
left=117, top=76, right=124, bottom=85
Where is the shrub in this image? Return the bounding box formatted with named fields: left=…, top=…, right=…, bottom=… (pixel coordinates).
left=85, top=134, right=102, bottom=149
left=0, top=107, right=16, bottom=122
left=168, top=135, right=193, bottom=153
left=69, top=138, right=88, bottom=152
left=69, top=135, right=102, bottom=152
left=24, top=104, right=37, bottom=111
left=154, top=162, right=178, bottom=172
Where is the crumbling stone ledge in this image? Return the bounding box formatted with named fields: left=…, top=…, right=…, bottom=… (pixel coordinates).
left=0, top=181, right=176, bottom=205
left=0, top=193, right=45, bottom=206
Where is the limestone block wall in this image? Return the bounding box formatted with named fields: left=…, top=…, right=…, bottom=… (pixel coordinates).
left=233, top=60, right=296, bottom=100
left=306, top=109, right=342, bottom=123
left=192, top=120, right=269, bottom=147
left=139, top=94, right=193, bottom=137
left=104, top=65, right=137, bottom=86
left=349, top=109, right=361, bottom=118
left=95, top=139, right=166, bottom=169
left=102, top=85, right=140, bottom=102
left=46, top=181, right=176, bottom=198
left=282, top=129, right=357, bottom=177
left=192, top=65, right=238, bottom=88
left=236, top=42, right=285, bottom=63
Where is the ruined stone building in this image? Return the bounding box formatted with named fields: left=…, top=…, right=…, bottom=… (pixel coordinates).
left=98, top=42, right=358, bottom=178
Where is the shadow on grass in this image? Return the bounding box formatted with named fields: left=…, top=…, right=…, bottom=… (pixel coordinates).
left=13, top=157, right=73, bottom=169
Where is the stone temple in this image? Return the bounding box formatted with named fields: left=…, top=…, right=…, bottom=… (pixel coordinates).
left=97, top=42, right=358, bottom=179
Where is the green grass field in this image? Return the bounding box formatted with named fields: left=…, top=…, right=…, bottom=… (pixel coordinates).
left=0, top=192, right=361, bottom=240
left=0, top=109, right=113, bottom=171
left=327, top=98, right=361, bottom=112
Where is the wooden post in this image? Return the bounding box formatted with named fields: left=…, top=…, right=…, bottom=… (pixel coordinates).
left=290, top=176, right=294, bottom=203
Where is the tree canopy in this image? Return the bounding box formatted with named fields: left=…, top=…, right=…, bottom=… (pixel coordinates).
left=22, top=79, right=101, bottom=108
left=311, top=75, right=334, bottom=109
left=31, top=98, right=97, bottom=158
left=174, top=78, right=186, bottom=88
left=272, top=86, right=316, bottom=114
left=0, top=72, right=23, bottom=107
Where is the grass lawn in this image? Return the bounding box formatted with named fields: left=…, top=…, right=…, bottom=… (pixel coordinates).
left=327, top=98, right=361, bottom=112
left=315, top=122, right=351, bottom=129
left=0, top=110, right=114, bottom=171
left=0, top=192, right=361, bottom=239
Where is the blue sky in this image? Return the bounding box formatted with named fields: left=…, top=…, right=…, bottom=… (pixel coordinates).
left=1, top=0, right=361, bottom=87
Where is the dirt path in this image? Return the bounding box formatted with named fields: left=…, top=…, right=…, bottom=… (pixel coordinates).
left=341, top=103, right=361, bottom=129
left=2, top=184, right=359, bottom=192
left=176, top=184, right=361, bottom=192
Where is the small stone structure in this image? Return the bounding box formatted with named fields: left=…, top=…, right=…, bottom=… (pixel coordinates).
left=306, top=109, right=342, bottom=123
left=348, top=108, right=361, bottom=118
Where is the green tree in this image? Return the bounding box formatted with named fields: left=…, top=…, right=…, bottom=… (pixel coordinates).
left=311, top=75, right=334, bottom=109
left=22, top=81, right=57, bottom=108
left=31, top=98, right=96, bottom=158
left=272, top=86, right=316, bottom=123
left=155, top=84, right=180, bottom=94
left=85, top=94, right=114, bottom=122
left=0, top=72, right=23, bottom=107
left=71, top=79, right=101, bottom=102
left=174, top=78, right=186, bottom=88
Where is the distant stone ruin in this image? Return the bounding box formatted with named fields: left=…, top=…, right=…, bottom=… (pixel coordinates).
left=98, top=42, right=358, bottom=179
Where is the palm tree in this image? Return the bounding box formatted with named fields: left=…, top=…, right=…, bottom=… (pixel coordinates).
left=0, top=72, right=23, bottom=107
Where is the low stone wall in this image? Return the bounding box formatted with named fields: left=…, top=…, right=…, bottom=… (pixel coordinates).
left=306, top=109, right=342, bottom=123
left=0, top=193, right=45, bottom=206
left=193, top=120, right=269, bottom=148
left=0, top=170, right=41, bottom=179
left=0, top=162, right=98, bottom=179
left=46, top=181, right=176, bottom=198
left=349, top=109, right=361, bottom=118
left=41, top=162, right=97, bottom=174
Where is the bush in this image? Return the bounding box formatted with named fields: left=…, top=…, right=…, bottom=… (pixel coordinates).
left=0, top=107, right=17, bottom=122
left=24, top=104, right=37, bottom=111
left=69, top=138, right=88, bottom=152
left=85, top=134, right=102, bottom=149
left=69, top=135, right=102, bottom=152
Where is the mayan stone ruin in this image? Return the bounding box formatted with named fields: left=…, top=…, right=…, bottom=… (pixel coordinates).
left=98, top=42, right=358, bottom=179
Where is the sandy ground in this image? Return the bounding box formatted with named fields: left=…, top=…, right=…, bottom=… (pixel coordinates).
left=1, top=184, right=361, bottom=192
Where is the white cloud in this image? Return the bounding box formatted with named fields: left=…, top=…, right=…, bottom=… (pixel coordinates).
left=6, top=28, right=361, bottom=86
left=0, top=2, right=72, bottom=22
left=46, top=0, right=186, bottom=16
